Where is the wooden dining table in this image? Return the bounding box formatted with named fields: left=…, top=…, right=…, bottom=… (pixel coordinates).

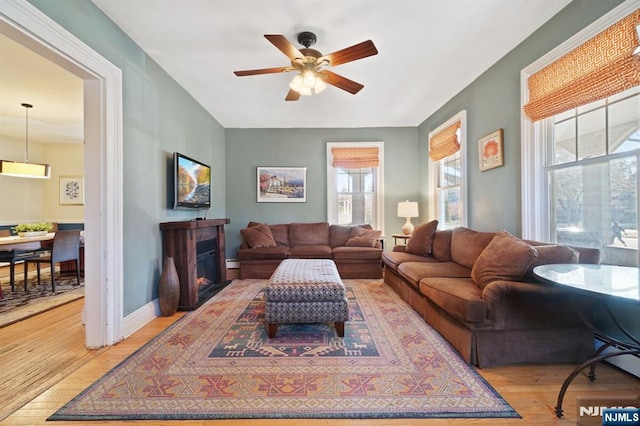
left=0, top=233, right=55, bottom=251
left=0, top=232, right=84, bottom=295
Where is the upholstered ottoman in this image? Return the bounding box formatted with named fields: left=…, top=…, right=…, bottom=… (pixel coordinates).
left=264, top=259, right=349, bottom=338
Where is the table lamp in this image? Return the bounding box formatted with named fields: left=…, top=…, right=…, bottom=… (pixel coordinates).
left=397, top=200, right=419, bottom=235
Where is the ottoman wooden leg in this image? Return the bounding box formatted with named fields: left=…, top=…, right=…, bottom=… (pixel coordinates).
left=267, top=323, right=279, bottom=338
left=335, top=321, right=345, bottom=337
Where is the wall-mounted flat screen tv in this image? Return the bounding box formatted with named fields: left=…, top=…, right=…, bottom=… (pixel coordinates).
left=173, top=152, right=211, bottom=210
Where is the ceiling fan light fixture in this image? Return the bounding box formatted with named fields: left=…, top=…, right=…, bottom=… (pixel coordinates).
left=289, top=70, right=326, bottom=96
left=302, top=70, right=317, bottom=89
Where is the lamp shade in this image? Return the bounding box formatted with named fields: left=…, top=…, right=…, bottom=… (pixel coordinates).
left=0, top=160, right=51, bottom=179
left=0, top=103, right=51, bottom=179
left=397, top=201, right=418, bottom=218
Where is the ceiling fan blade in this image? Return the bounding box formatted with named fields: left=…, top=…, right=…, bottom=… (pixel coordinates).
left=322, top=70, right=364, bottom=94
left=322, top=40, right=378, bottom=67
left=234, top=66, right=294, bottom=76
left=264, top=34, right=304, bottom=60
left=285, top=89, right=301, bottom=101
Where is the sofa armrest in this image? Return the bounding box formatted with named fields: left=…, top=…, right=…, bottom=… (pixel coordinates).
left=392, top=245, right=408, bottom=253
left=481, top=280, right=590, bottom=330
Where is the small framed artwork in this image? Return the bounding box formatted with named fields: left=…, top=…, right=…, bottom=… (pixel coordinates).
left=59, top=176, right=84, bottom=205
left=257, top=167, right=306, bottom=202
left=478, top=129, right=504, bottom=172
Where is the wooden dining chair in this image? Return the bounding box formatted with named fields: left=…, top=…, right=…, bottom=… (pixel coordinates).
left=23, top=230, right=81, bottom=292
left=0, top=229, right=42, bottom=293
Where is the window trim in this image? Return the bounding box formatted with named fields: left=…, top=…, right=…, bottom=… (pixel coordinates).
left=326, top=141, right=384, bottom=233
left=520, top=0, right=639, bottom=241
left=428, top=110, right=468, bottom=228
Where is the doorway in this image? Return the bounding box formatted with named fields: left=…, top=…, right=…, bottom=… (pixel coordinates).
left=0, top=0, right=123, bottom=347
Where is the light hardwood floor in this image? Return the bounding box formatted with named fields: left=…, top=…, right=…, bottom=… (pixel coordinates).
left=1, top=297, right=638, bottom=425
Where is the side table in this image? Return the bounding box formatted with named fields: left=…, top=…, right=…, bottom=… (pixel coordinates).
left=391, top=233, right=411, bottom=246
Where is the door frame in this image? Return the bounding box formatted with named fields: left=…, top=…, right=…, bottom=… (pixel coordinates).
left=0, top=0, right=123, bottom=347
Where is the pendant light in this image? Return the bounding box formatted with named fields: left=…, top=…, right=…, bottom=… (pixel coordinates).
left=0, top=103, right=51, bottom=179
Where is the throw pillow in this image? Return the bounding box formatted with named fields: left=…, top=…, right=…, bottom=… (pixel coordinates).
left=471, top=230, right=538, bottom=288
left=405, top=220, right=439, bottom=256
left=240, top=223, right=277, bottom=249
left=345, top=227, right=382, bottom=247
left=523, top=244, right=579, bottom=281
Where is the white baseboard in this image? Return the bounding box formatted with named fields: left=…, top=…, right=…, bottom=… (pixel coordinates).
left=122, top=298, right=160, bottom=338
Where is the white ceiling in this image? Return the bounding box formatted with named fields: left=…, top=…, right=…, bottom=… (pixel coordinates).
left=0, top=0, right=572, bottom=142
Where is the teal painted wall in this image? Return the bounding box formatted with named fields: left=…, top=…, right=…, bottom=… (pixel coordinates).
left=225, top=127, right=419, bottom=257
left=417, top=0, right=624, bottom=235
left=28, top=0, right=226, bottom=316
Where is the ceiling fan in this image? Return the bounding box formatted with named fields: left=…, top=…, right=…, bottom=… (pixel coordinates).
left=234, top=32, right=378, bottom=101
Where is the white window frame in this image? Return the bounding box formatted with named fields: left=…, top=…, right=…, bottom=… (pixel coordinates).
left=428, top=110, right=468, bottom=228
left=521, top=0, right=640, bottom=242
left=326, top=142, right=384, bottom=234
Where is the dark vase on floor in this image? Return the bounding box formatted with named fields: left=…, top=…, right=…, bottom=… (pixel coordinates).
left=158, top=256, right=180, bottom=316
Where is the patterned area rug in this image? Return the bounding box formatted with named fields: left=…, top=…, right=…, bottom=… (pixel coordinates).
left=0, top=270, right=84, bottom=327
left=50, top=279, right=519, bottom=420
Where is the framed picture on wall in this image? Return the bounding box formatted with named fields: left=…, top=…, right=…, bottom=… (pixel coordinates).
left=257, top=167, right=306, bottom=202
left=478, top=129, right=504, bottom=172
left=59, top=175, right=84, bottom=205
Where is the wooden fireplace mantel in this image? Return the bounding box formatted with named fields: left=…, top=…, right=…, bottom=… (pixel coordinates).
left=159, top=218, right=230, bottom=310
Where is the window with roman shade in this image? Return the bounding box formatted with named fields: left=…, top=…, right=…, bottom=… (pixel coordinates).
left=428, top=120, right=460, bottom=161
left=427, top=110, right=467, bottom=229
left=524, top=8, right=640, bottom=122
left=327, top=143, right=384, bottom=232
left=522, top=3, right=640, bottom=270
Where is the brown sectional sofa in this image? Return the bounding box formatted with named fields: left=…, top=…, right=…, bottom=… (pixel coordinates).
left=238, top=222, right=383, bottom=279
left=383, top=222, right=600, bottom=368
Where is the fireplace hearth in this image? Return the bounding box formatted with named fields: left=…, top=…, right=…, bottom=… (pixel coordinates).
left=195, top=238, right=227, bottom=307
left=160, top=219, right=230, bottom=310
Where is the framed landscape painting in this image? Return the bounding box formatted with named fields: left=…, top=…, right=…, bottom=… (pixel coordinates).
left=478, top=129, right=504, bottom=172
left=257, top=167, right=306, bottom=202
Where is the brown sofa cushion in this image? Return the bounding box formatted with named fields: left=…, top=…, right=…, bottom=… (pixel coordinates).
left=419, top=277, right=487, bottom=323
left=237, top=246, right=289, bottom=261
left=522, top=244, right=578, bottom=281
left=471, top=231, right=538, bottom=289
left=432, top=229, right=453, bottom=262
left=289, top=222, right=330, bottom=246
left=406, top=220, right=438, bottom=255
left=450, top=227, right=496, bottom=269
left=399, top=261, right=472, bottom=288
left=240, top=223, right=277, bottom=248
left=381, top=250, right=436, bottom=272
left=330, top=224, right=372, bottom=247
left=247, top=221, right=289, bottom=246
left=333, top=246, right=382, bottom=261
left=346, top=227, right=382, bottom=247
left=288, top=244, right=332, bottom=259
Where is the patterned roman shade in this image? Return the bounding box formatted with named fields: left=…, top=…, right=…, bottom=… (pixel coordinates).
left=429, top=120, right=460, bottom=161
left=524, top=8, right=640, bottom=122
left=331, top=147, right=379, bottom=168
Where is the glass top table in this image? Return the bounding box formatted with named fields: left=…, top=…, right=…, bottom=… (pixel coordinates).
left=533, top=263, right=639, bottom=418
left=533, top=263, right=640, bottom=302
